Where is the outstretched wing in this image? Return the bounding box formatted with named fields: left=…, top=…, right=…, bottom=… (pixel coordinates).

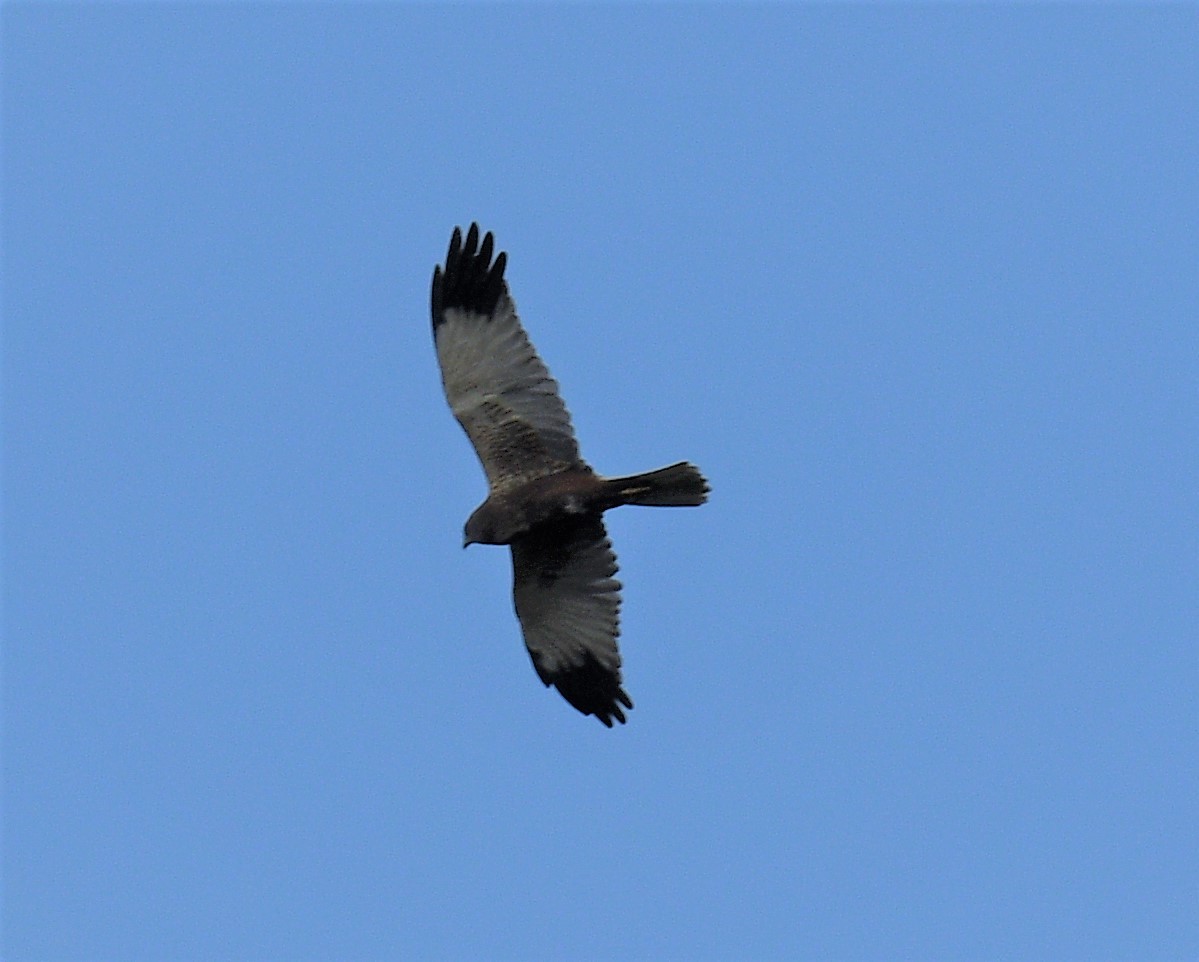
left=431, top=224, right=583, bottom=489
left=510, top=515, right=632, bottom=727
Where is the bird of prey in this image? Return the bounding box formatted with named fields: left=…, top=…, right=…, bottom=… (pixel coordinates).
left=430, top=224, right=710, bottom=726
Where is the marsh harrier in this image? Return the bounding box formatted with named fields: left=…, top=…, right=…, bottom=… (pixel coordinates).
left=430, top=224, right=709, bottom=726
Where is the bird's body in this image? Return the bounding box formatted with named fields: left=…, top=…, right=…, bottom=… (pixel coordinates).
left=464, top=469, right=596, bottom=544
left=430, top=224, right=709, bottom=726
left=464, top=463, right=707, bottom=546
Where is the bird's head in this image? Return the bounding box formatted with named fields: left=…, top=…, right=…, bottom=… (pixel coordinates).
left=462, top=521, right=484, bottom=549
left=463, top=501, right=512, bottom=547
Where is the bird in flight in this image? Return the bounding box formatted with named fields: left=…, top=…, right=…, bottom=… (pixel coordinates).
left=430, top=224, right=710, bottom=726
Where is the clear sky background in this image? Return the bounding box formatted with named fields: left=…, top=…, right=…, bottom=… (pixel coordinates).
left=3, top=6, right=1196, bottom=962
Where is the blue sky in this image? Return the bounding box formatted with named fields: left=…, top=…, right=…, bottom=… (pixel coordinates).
left=4, top=6, right=1196, bottom=961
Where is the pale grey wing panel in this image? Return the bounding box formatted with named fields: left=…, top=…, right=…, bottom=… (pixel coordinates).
left=435, top=291, right=582, bottom=487
left=510, top=517, right=630, bottom=725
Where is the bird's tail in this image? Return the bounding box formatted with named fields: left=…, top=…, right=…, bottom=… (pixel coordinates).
left=603, top=462, right=710, bottom=507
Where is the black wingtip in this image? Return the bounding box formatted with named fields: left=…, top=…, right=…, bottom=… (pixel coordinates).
left=540, top=654, right=633, bottom=728
left=430, top=223, right=508, bottom=329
